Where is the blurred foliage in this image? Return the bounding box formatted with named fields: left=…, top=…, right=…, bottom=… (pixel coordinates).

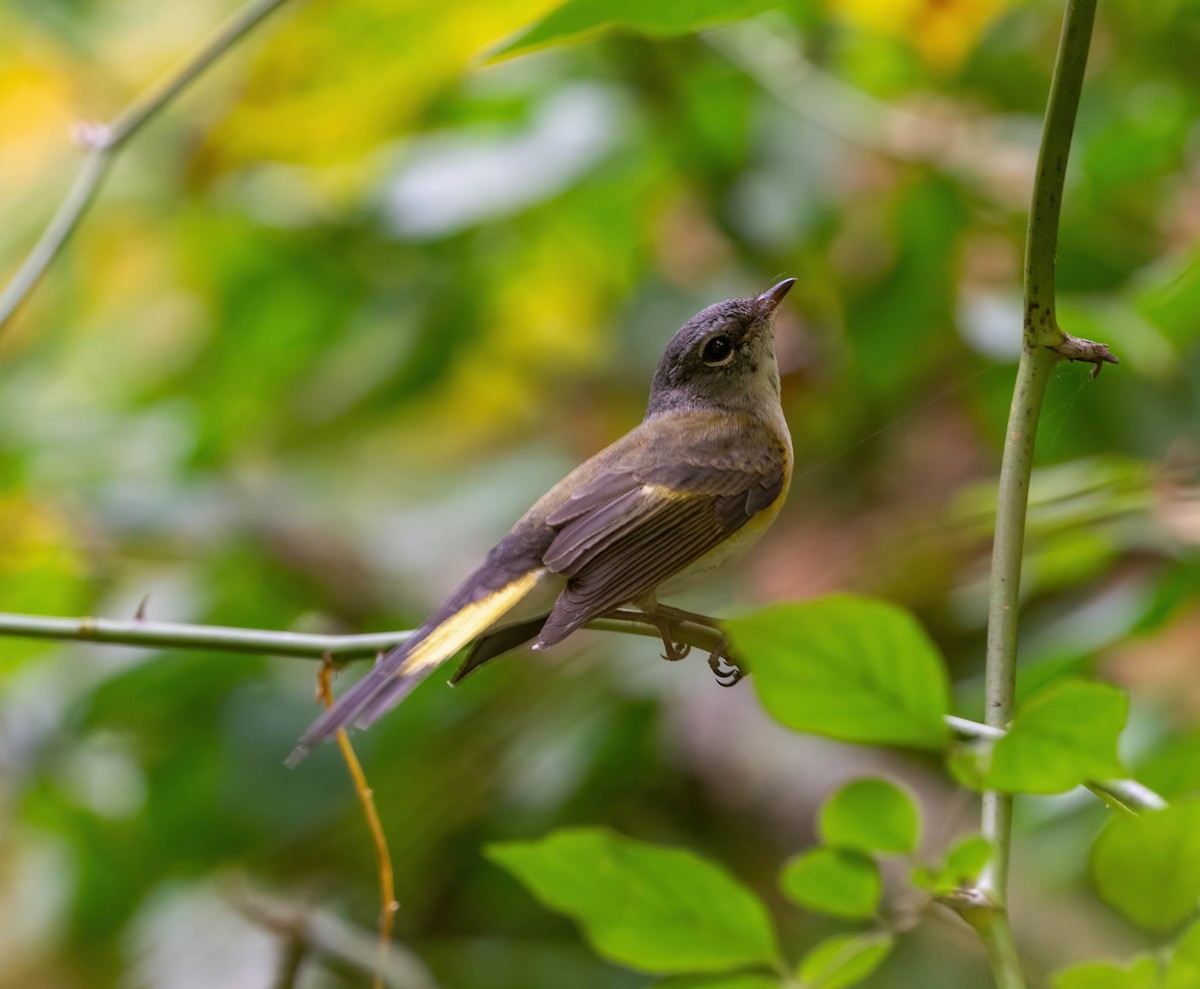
left=1, top=0, right=1200, bottom=986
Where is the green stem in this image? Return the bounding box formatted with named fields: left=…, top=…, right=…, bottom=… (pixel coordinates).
left=1022, top=0, right=1099, bottom=338
left=982, top=344, right=1057, bottom=903
left=973, top=909, right=1027, bottom=989
left=0, top=0, right=296, bottom=333
left=976, top=2, right=1101, bottom=986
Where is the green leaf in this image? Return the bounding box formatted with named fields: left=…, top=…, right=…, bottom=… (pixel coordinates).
left=1168, top=920, right=1200, bottom=989
left=488, top=828, right=781, bottom=973
left=1091, top=802, right=1200, bottom=932
left=985, top=679, right=1128, bottom=795
left=728, top=596, right=949, bottom=751
left=798, top=931, right=894, bottom=989
left=653, top=975, right=782, bottom=989
left=1051, top=956, right=1159, bottom=989
left=945, top=741, right=989, bottom=791
left=942, top=835, right=992, bottom=888
left=496, top=0, right=781, bottom=58
left=818, top=778, right=921, bottom=855
left=779, top=848, right=881, bottom=920
left=912, top=835, right=992, bottom=895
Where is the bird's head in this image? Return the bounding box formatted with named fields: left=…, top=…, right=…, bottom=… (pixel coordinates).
left=646, top=278, right=794, bottom=417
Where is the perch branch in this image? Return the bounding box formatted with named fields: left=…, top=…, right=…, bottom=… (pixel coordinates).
left=0, top=608, right=726, bottom=661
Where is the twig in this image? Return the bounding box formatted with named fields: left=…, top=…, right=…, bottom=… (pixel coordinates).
left=317, top=656, right=396, bottom=989
left=0, top=611, right=409, bottom=659
left=233, top=888, right=441, bottom=989
left=272, top=933, right=308, bottom=989
left=973, top=1, right=1104, bottom=985
left=945, top=715, right=1166, bottom=814
left=0, top=609, right=725, bottom=660
left=0, top=0, right=296, bottom=333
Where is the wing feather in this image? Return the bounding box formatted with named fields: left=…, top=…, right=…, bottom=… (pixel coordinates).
left=538, top=458, right=784, bottom=647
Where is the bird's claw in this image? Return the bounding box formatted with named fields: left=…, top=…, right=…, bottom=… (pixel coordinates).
left=659, top=634, right=692, bottom=662
left=647, top=610, right=693, bottom=662
left=707, top=642, right=745, bottom=687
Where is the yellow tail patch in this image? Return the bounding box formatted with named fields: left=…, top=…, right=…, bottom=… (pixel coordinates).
left=399, top=569, right=542, bottom=676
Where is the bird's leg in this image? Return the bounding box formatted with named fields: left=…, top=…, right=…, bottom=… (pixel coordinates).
left=652, top=604, right=746, bottom=687
left=632, top=594, right=691, bottom=662
left=651, top=604, right=722, bottom=629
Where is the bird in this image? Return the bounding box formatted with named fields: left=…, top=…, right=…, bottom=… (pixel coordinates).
left=288, top=278, right=795, bottom=766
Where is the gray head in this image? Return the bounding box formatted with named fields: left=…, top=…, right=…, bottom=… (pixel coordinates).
left=646, top=279, right=795, bottom=417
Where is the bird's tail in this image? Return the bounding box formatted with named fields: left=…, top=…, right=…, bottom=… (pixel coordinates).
left=286, top=567, right=543, bottom=766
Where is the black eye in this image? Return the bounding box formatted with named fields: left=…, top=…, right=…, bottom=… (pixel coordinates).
left=701, top=335, right=733, bottom=364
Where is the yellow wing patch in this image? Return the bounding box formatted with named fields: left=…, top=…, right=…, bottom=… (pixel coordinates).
left=642, top=483, right=686, bottom=500
left=398, top=569, right=543, bottom=676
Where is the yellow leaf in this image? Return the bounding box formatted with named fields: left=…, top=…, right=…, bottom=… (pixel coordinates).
left=203, top=0, right=561, bottom=172
left=828, top=0, right=1017, bottom=69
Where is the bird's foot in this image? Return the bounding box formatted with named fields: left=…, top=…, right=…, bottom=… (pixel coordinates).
left=652, top=605, right=743, bottom=684
left=652, top=614, right=692, bottom=662
left=707, top=638, right=745, bottom=687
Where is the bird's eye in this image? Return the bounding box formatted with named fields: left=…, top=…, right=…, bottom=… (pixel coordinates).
left=701, top=335, right=734, bottom=365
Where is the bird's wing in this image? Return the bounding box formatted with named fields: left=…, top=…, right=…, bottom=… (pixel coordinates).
left=536, top=452, right=786, bottom=647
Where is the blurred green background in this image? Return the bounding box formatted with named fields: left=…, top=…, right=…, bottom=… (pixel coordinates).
left=1, top=0, right=1199, bottom=985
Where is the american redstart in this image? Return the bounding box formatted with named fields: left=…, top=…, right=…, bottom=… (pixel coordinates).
left=289, top=279, right=795, bottom=765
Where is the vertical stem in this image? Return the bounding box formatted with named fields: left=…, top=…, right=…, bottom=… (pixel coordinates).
left=974, top=1, right=1099, bottom=985
left=976, top=909, right=1027, bottom=989
left=1023, top=0, right=1099, bottom=333
left=981, top=343, right=1057, bottom=900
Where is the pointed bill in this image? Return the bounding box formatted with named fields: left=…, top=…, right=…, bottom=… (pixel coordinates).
left=756, top=278, right=796, bottom=316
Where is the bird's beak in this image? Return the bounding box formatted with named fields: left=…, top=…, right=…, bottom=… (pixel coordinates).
left=756, top=278, right=796, bottom=317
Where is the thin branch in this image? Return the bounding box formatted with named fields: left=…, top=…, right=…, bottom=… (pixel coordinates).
left=272, top=934, right=309, bottom=989
left=975, top=1, right=1103, bottom=986
left=946, top=715, right=1166, bottom=814
left=318, top=657, right=396, bottom=989
left=233, top=889, right=441, bottom=989
left=0, top=611, right=409, bottom=659
left=0, top=0, right=296, bottom=333
left=0, top=608, right=726, bottom=661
